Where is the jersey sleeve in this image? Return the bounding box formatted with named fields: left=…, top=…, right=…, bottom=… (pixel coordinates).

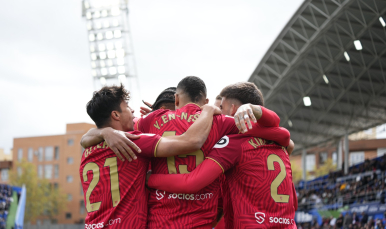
left=128, top=131, right=161, bottom=158
left=147, top=159, right=223, bottom=193
left=258, top=106, right=280, bottom=127
left=245, top=125, right=290, bottom=147
left=216, top=115, right=239, bottom=136
left=206, top=135, right=241, bottom=172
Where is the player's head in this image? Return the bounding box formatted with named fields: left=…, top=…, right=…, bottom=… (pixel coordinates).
left=175, top=76, right=208, bottom=108
left=214, top=95, right=222, bottom=108
left=152, top=87, right=176, bottom=111
left=86, top=84, right=134, bottom=131
left=219, top=82, right=264, bottom=116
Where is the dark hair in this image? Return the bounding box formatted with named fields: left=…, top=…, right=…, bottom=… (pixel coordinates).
left=86, top=84, right=130, bottom=128
left=215, top=95, right=222, bottom=100
left=152, top=87, right=176, bottom=110
left=176, top=76, right=207, bottom=103
left=220, top=82, right=264, bottom=106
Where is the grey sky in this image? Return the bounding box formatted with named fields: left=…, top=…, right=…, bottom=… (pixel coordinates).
left=0, top=0, right=303, bottom=153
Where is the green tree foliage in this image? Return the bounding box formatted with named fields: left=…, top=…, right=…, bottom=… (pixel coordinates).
left=291, top=163, right=303, bottom=183
left=9, top=160, right=67, bottom=222
left=313, top=158, right=337, bottom=177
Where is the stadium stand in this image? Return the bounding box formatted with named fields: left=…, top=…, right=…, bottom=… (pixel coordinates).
left=295, top=154, right=386, bottom=228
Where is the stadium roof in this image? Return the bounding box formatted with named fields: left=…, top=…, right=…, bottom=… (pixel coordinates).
left=248, top=0, right=386, bottom=153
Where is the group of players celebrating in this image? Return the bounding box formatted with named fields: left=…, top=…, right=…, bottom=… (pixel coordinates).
left=80, top=76, right=297, bottom=229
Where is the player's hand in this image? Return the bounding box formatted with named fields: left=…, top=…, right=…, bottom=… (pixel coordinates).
left=287, top=139, right=295, bottom=156
left=140, top=101, right=153, bottom=116
left=234, top=104, right=257, bottom=133
left=201, top=104, right=222, bottom=115
left=102, top=128, right=142, bottom=162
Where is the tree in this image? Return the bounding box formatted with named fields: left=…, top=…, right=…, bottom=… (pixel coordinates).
left=291, top=163, right=303, bottom=183
left=9, top=160, right=67, bottom=222
left=313, top=158, right=337, bottom=177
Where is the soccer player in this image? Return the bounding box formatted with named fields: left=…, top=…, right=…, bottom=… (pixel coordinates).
left=147, top=82, right=297, bottom=229
left=80, top=85, right=221, bottom=228
left=140, top=87, right=176, bottom=116
left=81, top=77, right=290, bottom=228
left=214, top=95, right=222, bottom=108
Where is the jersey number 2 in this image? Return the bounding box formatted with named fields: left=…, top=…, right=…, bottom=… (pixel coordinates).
left=162, top=131, right=204, bottom=174
left=267, top=154, right=289, bottom=203
left=82, top=157, right=121, bottom=212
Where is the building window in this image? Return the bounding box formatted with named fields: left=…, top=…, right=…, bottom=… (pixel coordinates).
left=65, top=213, right=72, bottom=219
left=67, top=194, right=72, bottom=201
left=17, top=167, right=22, bottom=177
left=38, top=147, right=43, bottom=162
left=350, top=151, right=365, bottom=166
left=54, top=165, right=59, bottom=178
left=1, top=169, right=9, bottom=181
left=54, top=146, right=60, bottom=160
left=38, top=165, right=43, bottom=179
left=45, top=146, right=53, bottom=161
left=44, top=165, right=52, bottom=179
left=319, top=152, right=328, bottom=165
left=67, top=157, right=74, bottom=165
left=332, top=152, right=337, bottom=165
left=67, top=176, right=73, bottom=183
left=68, top=139, right=74, bottom=146
left=377, top=148, right=386, bottom=157
left=17, top=149, right=23, bottom=162
left=80, top=200, right=85, bottom=214
left=28, top=148, right=33, bottom=162
left=305, top=154, right=316, bottom=172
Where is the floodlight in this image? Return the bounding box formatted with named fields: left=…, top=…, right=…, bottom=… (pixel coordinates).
left=94, top=11, right=101, bottom=19
left=353, top=40, right=362, bottom=50
left=90, top=44, right=95, bottom=52
left=100, top=52, right=107, bottom=60
left=95, top=22, right=102, bottom=30
left=103, top=21, right=110, bottom=28
left=112, top=19, right=119, bottom=27
left=109, top=67, right=117, bottom=75
left=86, top=12, right=92, bottom=19
left=117, top=58, right=124, bottom=65
left=343, top=51, right=350, bottom=61
left=100, top=60, right=105, bottom=67
left=118, top=75, right=126, bottom=83
left=111, top=7, right=120, bottom=16
left=100, top=77, right=106, bottom=85
left=115, top=41, right=123, bottom=49
left=101, top=10, right=108, bottom=17
left=97, top=33, right=103, bottom=40
left=101, top=68, right=108, bottom=75
left=116, top=49, right=125, bottom=58
left=91, top=53, right=97, bottom=60
left=114, top=30, right=122, bottom=38
left=107, top=60, right=113, bottom=66
left=91, top=61, right=96, bottom=68
left=98, top=43, right=105, bottom=51
left=323, top=75, right=329, bottom=84
left=118, top=66, right=126, bottom=74
left=107, top=43, right=114, bottom=50
left=288, top=120, right=293, bottom=127
left=89, top=34, right=95, bottom=41
left=380, top=17, right=386, bottom=27
left=108, top=50, right=116, bottom=59
left=303, top=96, right=311, bottom=106
left=87, top=23, right=92, bottom=30
left=106, top=31, right=114, bottom=39
left=92, top=70, right=97, bottom=76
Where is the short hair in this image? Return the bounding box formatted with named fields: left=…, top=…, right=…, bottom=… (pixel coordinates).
left=152, top=87, right=176, bottom=110
left=220, top=82, right=264, bottom=106
left=215, top=95, right=222, bottom=100
left=86, top=84, right=130, bottom=128
left=176, top=76, right=207, bottom=103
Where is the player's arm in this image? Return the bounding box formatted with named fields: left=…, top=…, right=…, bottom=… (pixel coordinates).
left=147, top=159, right=223, bottom=193
left=80, top=127, right=141, bottom=162
left=155, top=104, right=221, bottom=157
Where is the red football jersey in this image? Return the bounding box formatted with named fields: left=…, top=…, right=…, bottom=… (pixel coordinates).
left=209, top=135, right=297, bottom=229
left=80, top=131, right=161, bottom=229
left=136, top=103, right=239, bottom=228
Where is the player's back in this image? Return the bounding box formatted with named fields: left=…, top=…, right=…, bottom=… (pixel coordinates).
left=80, top=131, right=161, bottom=229
left=225, top=135, right=296, bottom=229
left=136, top=104, right=238, bottom=228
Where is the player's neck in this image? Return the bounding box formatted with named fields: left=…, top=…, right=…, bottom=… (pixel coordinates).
left=178, top=100, right=205, bottom=109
